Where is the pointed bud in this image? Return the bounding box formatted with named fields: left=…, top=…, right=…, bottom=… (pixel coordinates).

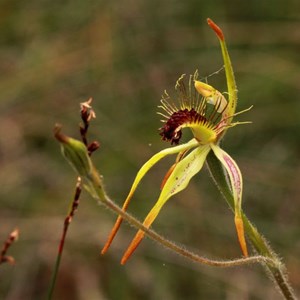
left=54, top=124, right=93, bottom=178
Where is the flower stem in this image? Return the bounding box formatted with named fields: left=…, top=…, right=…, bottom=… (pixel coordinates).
left=206, top=150, right=297, bottom=300
left=100, top=193, right=271, bottom=267
left=82, top=165, right=274, bottom=269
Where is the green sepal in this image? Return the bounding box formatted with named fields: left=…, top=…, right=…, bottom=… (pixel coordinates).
left=141, top=144, right=211, bottom=229
left=210, top=143, right=242, bottom=216
left=125, top=138, right=199, bottom=201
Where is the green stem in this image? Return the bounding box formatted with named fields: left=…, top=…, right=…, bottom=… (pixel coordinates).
left=206, top=151, right=297, bottom=300
left=47, top=248, right=63, bottom=300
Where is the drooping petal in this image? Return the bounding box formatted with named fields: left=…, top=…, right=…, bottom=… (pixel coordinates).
left=210, top=143, right=248, bottom=257
left=121, top=144, right=211, bottom=264
left=101, top=138, right=199, bottom=254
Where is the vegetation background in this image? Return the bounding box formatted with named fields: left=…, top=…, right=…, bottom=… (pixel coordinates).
left=0, top=0, right=299, bottom=299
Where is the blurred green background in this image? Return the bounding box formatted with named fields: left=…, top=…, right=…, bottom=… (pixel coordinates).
left=0, top=0, right=299, bottom=299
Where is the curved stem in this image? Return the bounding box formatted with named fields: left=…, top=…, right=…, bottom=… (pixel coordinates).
left=84, top=168, right=274, bottom=269
left=101, top=194, right=272, bottom=268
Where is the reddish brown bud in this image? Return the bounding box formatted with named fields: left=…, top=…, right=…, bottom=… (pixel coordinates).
left=88, top=141, right=100, bottom=154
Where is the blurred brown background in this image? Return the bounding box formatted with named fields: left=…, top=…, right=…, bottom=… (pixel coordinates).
left=0, top=1, right=299, bottom=299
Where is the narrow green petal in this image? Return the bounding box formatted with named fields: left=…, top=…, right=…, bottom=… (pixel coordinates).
left=120, top=144, right=210, bottom=264
left=159, top=144, right=210, bottom=202
left=127, top=138, right=199, bottom=198
left=140, top=144, right=210, bottom=228
left=101, top=138, right=199, bottom=254
left=207, top=19, right=237, bottom=118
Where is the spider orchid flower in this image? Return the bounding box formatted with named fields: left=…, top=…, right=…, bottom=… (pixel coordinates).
left=102, top=19, right=250, bottom=264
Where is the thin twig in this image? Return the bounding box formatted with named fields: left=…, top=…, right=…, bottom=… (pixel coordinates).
left=47, top=179, right=81, bottom=300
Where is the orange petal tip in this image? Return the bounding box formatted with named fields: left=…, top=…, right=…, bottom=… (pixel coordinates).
left=207, top=18, right=224, bottom=41
left=120, top=231, right=145, bottom=265
left=101, top=216, right=124, bottom=255
left=234, top=216, right=248, bottom=257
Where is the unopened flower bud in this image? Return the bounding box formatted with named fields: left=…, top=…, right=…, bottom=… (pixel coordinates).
left=88, top=141, right=100, bottom=154
left=54, top=125, right=93, bottom=178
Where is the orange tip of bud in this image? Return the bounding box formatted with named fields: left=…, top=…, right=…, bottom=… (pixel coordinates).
left=207, top=18, right=224, bottom=41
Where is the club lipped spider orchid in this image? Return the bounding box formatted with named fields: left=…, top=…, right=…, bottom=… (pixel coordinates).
left=101, top=19, right=252, bottom=265
left=54, top=18, right=297, bottom=300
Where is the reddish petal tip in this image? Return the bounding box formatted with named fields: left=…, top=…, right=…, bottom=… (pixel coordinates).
left=207, top=18, right=224, bottom=41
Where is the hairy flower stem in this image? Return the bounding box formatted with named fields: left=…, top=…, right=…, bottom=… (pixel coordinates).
left=85, top=165, right=273, bottom=268
left=55, top=126, right=296, bottom=299
left=206, top=151, right=297, bottom=300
